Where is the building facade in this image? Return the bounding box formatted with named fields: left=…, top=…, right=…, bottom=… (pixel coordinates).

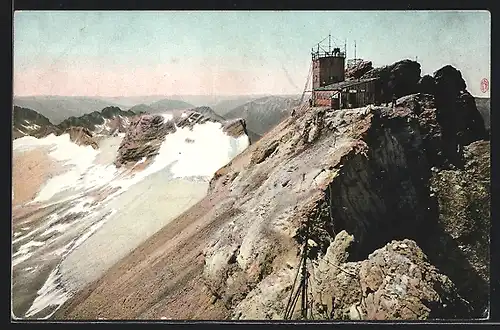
left=308, top=37, right=381, bottom=109
left=312, top=78, right=382, bottom=109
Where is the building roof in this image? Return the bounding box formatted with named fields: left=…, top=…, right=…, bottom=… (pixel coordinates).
left=314, top=77, right=379, bottom=91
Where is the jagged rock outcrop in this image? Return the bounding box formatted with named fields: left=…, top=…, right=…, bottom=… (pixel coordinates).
left=345, top=61, right=373, bottom=80
left=232, top=233, right=471, bottom=320
left=115, top=115, right=176, bottom=167
left=314, top=236, right=471, bottom=320
left=12, top=106, right=62, bottom=139
left=398, top=66, right=487, bottom=168
left=361, top=59, right=421, bottom=103
left=64, top=127, right=99, bottom=149
left=360, top=61, right=487, bottom=152
left=432, top=66, right=487, bottom=152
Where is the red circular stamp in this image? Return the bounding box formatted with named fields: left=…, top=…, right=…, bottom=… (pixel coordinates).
left=480, top=78, right=489, bottom=93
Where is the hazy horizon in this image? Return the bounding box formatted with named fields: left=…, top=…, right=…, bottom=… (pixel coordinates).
left=14, top=11, right=491, bottom=97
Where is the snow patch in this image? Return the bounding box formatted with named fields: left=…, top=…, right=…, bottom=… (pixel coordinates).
left=21, top=123, right=41, bottom=130
left=25, top=267, right=69, bottom=318
left=161, top=113, right=173, bottom=122
left=40, top=223, right=73, bottom=237
left=23, top=209, right=116, bottom=319
left=12, top=252, right=34, bottom=267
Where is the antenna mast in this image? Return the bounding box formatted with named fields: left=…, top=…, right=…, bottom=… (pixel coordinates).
left=354, top=40, right=357, bottom=61
left=329, top=33, right=331, bottom=54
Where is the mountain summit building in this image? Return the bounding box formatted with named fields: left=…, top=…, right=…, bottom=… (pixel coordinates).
left=310, top=37, right=382, bottom=109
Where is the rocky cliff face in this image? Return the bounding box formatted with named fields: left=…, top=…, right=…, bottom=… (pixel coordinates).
left=63, top=127, right=99, bottom=149
left=426, top=140, right=490, bottom=315
left=202, top=100, right=489, bottom=320
left=114, top=115, right=176, bottom=167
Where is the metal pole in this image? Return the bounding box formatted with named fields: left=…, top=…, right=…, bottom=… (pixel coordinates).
left=354, top=40, right=357, bottom=61
left=329, top=33, right=331, bottom=54
left=301, top=250, right=307, bottom=319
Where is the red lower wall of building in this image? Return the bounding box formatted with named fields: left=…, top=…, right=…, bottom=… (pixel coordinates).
left=313, top=90, right=336, bottom=107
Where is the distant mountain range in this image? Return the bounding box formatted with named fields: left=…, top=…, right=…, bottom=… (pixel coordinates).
left=224, top=96, right=300, bottom=137
left=12, top=105, right=138, bottom=140
left=57, top=107, right=137, bottom=135
left=12, top=106, right=61, bottom=139
left=128, top=104, right=155, bottom=114
left=13, top=96, right=126, bottom=125
left=13, top=95, right=301, bottom=143
left=148, top=99, right=194, bottom=112
left=474, top=97, right=490, bottom=132
left=13, top=96, right=197, bottom=123
left=210, top=96, right=267, bottom=117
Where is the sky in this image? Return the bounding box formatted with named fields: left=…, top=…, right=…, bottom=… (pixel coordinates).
left=13, top=10, right=491, bottom=97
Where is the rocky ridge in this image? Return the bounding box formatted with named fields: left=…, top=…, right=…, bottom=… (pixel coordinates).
left=51, top=62, right=489, bottom=321
left=203, top=103, right=488, bottom=320
left=202, top=64, right=489, bottom=320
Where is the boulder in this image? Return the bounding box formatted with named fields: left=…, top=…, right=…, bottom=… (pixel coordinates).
left=417, top=75, right=436, bottom=95
left=311, top=238, right=472, bottom=320
left=345, top=61, right=373, bottom=80
left=361, top=59, right=421, bottom=103
left=430, top=66, right=487, bottom=167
